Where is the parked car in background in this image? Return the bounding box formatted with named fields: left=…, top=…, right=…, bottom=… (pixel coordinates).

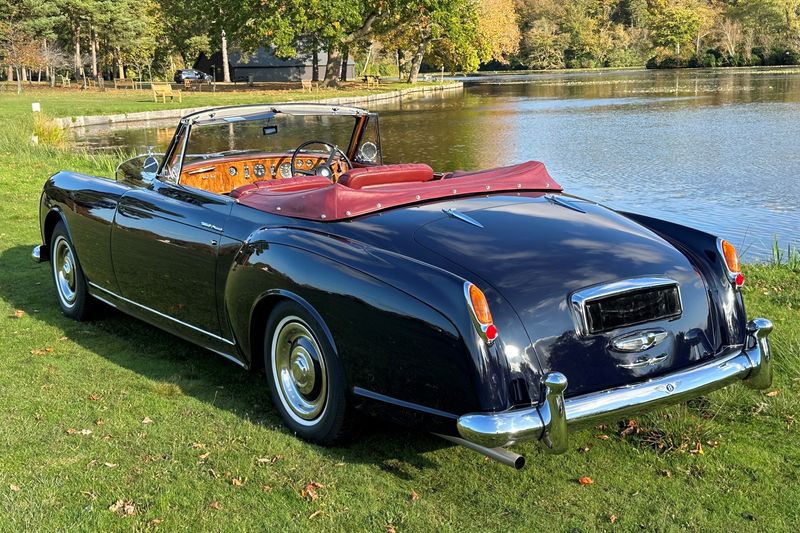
left=174, top=69, right=213, bottom=84
left=33, top=103, right=774, bottom=469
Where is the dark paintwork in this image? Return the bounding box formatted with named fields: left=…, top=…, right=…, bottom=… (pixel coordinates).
left=37, top=129, right=748, bottom=434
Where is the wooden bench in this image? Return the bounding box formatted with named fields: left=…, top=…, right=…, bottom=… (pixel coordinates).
left=152, top=83, right=181, bottom=103
left=362, top=74, right=380, bottom=87
left=301, top=79, right=319, bottom=92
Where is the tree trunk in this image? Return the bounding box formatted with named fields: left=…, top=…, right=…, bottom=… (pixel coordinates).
left=6, top=65, right=13, bottom=82
left=21, top=68, right=27, bottom=82
left=312, top=46, right=319, bottom=81
left=323, top=45, right=342, bottom=87
left=90, top=26, right=98, bottom=77
left=117, top=49, right=124, bottom=79
left=340, top=46, right=349, bottom=81
left=407, top=37, right=430, bottom=83
left=221, top=29, right=231, bottom=82
left=74, top=25, right=82, bottom=78
left=15, top=67, right=22, bottom=95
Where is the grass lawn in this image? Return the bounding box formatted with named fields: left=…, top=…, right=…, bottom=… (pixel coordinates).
left=1, top=82, right=449, bottom=120
left=0, top=88, right=799, bottom=531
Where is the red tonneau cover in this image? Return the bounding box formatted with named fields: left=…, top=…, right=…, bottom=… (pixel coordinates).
left=235, top=160, right=562, bottom=221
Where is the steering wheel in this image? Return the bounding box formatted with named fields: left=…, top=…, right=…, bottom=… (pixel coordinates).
left=290, top=140, right=352, bottom=180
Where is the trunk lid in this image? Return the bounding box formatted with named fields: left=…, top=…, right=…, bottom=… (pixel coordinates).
left=413, top=193, right=718, bottom=398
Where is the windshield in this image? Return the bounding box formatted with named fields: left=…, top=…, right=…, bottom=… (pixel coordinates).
left=183, top=114, right=357, bottom=163
left=158, top=106, right=382, bottom=186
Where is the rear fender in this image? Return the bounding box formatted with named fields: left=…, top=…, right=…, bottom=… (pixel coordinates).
left=224, top=227, right=514, bottom=416
left=620, top=212, right=747, bottom=346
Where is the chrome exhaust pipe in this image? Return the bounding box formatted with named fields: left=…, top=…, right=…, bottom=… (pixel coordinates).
left=434, top=433, right=525, bottom=469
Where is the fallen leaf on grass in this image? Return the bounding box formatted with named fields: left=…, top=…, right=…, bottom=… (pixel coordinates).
left=595, top=434, right=610, bottom=440
left=108, top=499, right=136, bottom=516
left=577, top=476, right=594, bottom=485
left=198, top=452, right=210, bottom=460
left=30, top=349, right=45, bottom=356
left=410, top=490, right=420, bottom=501
left=141, top=417, right=154, bottom=424
left=620, top=419, right=639, bottom=436
left=578, top=445, right=592, bottom=453
left=208, top=501, right=221, bottom=510
left=88, top=394, right=100, bottom=401
left=9, top=484, right=20, bottom=492
left=12, top=310, right=24, bottom=318
left=608, top=514, right=618, bottom=523
left=256, top=455, right=282, bottom=464
left=45, top=347, right=54, bottom=353
left=261, top=485, right=273, bottom=492
left=58, top=336, right=68, bottom=341
left=386, top=526, right=397, bottom=533
left=95, top=419, right=104, bottom=426
left=66, top=428, right=92, bottom=436
left=689, top=441, right=704, bottom=455
left=231, top=477, right=243, bottom=487
left=149, top=518, right=164, bottom=526
left=81, top=491, right=97, bottom=500
left=308, top=510, right=323, bottom=519
left=104, top=462, right=118, bottom=468
left=660, top=469, right=672, bottom=478
left=301, top=481, right=324, bottom=501
left=705, top=440, right=720, bottom=448
left=191, top=442, right=205, bottom=449
left=765, top=390, right=779, bottom=397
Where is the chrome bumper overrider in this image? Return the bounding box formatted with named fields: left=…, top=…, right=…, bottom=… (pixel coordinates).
left=32, top=245, right=44, bottom=263
left=457, top=318, right=774, bottom=452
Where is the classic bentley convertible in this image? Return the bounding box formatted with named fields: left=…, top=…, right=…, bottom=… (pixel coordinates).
left=33, top=103, right=773, bottom=469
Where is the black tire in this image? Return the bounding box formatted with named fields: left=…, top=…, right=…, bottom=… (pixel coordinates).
left=264, top=300, right=354, bottom=445
left=50, top=221, right=95, bottom=320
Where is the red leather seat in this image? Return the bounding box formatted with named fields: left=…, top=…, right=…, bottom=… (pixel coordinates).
left=338, top=164, right=434, bottom=189
left=230, top=176, right=331, bottom=198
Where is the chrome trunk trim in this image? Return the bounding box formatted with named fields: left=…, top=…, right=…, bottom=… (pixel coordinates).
left=457, top=318, right=773, bottom=452
left=569, top=277, right=682, bottom=336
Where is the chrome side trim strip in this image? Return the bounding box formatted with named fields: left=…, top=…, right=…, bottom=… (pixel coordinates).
left=457, top=318, right=773, bottom=450
left=352, top=387, right=459, bottom=420
left=88, top=282, right=236, bottom=346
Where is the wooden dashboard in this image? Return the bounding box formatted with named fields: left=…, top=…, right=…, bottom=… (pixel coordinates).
left=180, top=152, right=348, bottom=195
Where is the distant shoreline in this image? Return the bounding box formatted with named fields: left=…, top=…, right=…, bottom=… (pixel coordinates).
left=456, top=64, right=800, bottom=77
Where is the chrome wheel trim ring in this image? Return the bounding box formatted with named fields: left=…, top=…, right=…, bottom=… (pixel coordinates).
left=271, top=316, right=328, bottom=426
left=53, top=235, right=77, bottom=308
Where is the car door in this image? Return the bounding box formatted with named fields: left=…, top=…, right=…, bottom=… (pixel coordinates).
left=110, top=177, right=233, bottom=343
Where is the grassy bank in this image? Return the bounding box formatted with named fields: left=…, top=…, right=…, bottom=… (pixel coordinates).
left=0, top=90, right=799, bottom=531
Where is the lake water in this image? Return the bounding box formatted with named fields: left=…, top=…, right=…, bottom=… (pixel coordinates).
left=72, top=68, right=800, bottom=260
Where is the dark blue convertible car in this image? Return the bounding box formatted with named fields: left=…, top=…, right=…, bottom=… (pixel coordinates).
left=33, top=103, right=773, bottom=468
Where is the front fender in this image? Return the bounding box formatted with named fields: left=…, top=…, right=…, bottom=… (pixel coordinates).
left=224, top=227, right=515, bottom=416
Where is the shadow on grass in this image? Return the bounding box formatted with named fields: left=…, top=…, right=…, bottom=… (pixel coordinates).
left=2, top=244, right=447, bottom=477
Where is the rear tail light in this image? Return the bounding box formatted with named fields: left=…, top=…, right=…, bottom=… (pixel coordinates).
left=465, top=282, right=498, bottom=343
left=719, top=239, right=744, bottom=287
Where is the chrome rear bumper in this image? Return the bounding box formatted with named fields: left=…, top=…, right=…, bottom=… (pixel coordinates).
left=457, top=318, right=773, bottom=451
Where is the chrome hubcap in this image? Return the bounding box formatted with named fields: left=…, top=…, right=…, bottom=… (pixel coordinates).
left=53, top=236, right=77, bottom=307
left=272, top=317, right=327, bottom=424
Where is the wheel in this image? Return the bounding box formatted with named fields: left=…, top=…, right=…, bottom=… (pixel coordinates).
left=50, top=221, right=95, bottom=320
left=264, top=301, right=354, bottom=444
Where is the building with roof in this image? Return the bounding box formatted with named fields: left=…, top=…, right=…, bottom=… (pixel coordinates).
left=195, top=48, right=355, bottom=82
